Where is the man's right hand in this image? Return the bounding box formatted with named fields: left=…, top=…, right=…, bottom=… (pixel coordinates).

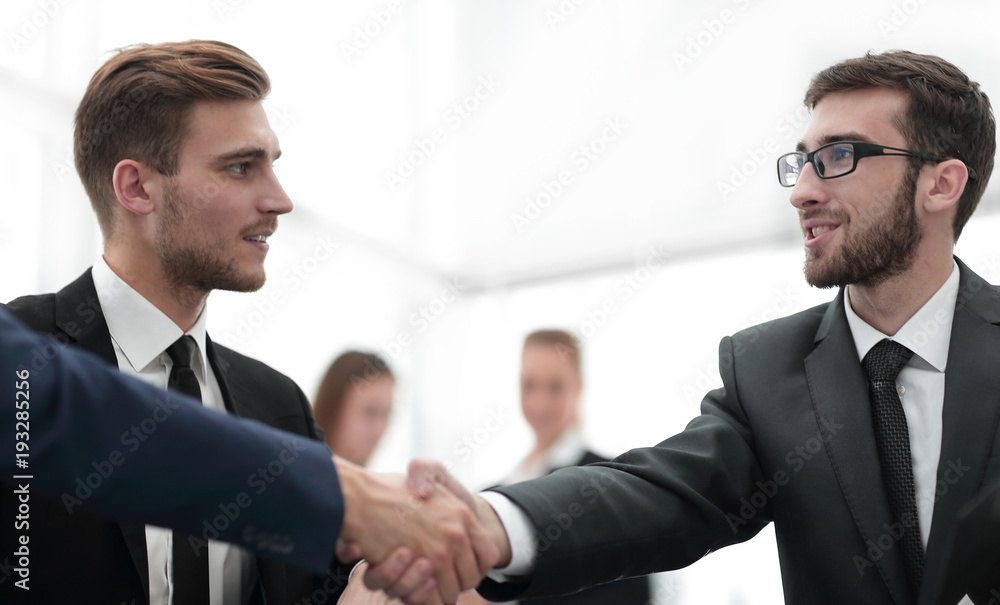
left=333, top=457, right=500, bottom=604
left=360, top=460, right=513, bottom=604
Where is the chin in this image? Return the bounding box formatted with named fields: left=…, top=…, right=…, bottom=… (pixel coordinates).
left=214, top=277, right=266, bottom=293
left=223, top=267, right=267, bottom=292
left=241, top=275, right=267, bottom=292
left=803, top=258, right=841, bottom=289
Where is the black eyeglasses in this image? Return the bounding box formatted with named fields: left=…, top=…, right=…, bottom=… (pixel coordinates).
left=776, top=141, right=978, bottom=187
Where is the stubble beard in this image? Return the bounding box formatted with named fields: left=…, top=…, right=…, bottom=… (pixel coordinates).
left=803, top=172, right=923, bottom=289
left=154, top=184, right=267, bottom=302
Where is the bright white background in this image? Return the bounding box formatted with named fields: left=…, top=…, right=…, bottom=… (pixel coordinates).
left=3, top=1, right=1000, bottom=602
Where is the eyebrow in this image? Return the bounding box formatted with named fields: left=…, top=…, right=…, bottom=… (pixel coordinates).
left=211, top=146, right=282, bottom=164
left=795, top=131, right=874, bottom=152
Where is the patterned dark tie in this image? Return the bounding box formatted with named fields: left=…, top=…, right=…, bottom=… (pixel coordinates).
left=862, top=338, right=923, bottom=598
left=165, top=335, right=210, bottom=605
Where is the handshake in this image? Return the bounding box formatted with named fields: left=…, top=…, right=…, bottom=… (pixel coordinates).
left=334, top=458, right=512, bottom=605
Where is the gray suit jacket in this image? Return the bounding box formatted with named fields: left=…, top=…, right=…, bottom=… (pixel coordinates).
left=480, top=258, right=1000, bottom=605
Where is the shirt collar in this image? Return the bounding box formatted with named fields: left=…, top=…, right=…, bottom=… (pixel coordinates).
left=844, top=260, right=959, bottom=372
left=92, top=257, right=210, bottom=381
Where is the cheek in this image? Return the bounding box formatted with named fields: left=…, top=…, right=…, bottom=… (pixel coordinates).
left=335, top=412, right=364, bottom=441
left=371, top=421, right=389, bottom=439
left=556, top=399, right=575, bottom=420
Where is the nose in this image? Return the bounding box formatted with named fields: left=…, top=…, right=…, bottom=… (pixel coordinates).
left=788, top=161, right=829, bottom=212
left=261, top=168, right=294, bottom=216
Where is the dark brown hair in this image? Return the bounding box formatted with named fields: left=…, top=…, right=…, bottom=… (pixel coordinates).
left=313, top=351, right=394, bottom=441
left=523, top=329, right=581, bottom=375
left=74, top=40, right=270, bottom=237
left=804, top=50, right=995, bottom=240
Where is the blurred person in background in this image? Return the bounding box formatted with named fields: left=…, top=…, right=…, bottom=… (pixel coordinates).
left=457, top=329, right=650, bottom=605
left=337, top=331, right=651, bottom=604
left=313, top=352, right=401, bottom=605
left=314, top=351, right=395, bottom=467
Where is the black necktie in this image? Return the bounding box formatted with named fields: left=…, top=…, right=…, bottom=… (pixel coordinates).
left=166, top=335, right=210, bottom=605
left=863, top=339, right=924, bottom=598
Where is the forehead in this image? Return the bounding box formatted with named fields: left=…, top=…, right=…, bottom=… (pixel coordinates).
left=800, top=87, right=909, bottom=150
left=178, top=99, right=279, bottom=164
left=522, top=343, right=575, bottom=372
left=347, top=374, right=395, bottom=401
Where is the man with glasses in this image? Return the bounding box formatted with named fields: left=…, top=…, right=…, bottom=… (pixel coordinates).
left=362, top=51, right=1000, bottom=604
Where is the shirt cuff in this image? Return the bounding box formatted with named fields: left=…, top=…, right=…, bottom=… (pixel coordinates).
left=479, top=490, right=537, bottom=581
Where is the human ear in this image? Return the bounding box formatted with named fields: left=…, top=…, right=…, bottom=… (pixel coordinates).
left=922, top=159, right=970, bottom=215
left=111, top=159, right=158, bottom=216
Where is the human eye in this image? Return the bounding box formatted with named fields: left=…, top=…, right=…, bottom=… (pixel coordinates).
left=226, top=162, right=250, bottom=176
left=832, top=144, right=854, bottom=163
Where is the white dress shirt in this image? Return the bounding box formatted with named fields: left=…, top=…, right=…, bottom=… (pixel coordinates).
left=481, top=430, right=589, bottom=588
left=484, top=261, right=963, bottom=590
left=504, top=429, right=588, bottom=485
left=844, top=261, right=959, bottom=549
left=93, top=258, right=255, bottom=605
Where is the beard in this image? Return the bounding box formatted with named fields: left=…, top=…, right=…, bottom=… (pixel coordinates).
left=803, top=171, right=923, bottom=289
left=153, top=183, right=267, bottom=296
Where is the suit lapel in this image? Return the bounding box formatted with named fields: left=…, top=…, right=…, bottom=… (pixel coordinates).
left=805, top=289, right=912, bottom=605
left=205, top=335, right=274, bottom=601
left=54, top=269, right=151, bottom=601
left=921, top=261, right=1000, bottom=599
left=206, top=335, right=255, bottom=418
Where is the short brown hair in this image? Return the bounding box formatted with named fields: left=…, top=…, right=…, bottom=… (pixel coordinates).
left=804, top=50, right=995, bottom=240
left=523, top=329, right=581, bottom=375
left=313, top=351, right=394, bottom=442
left=74, top=40, right=270, bottom=237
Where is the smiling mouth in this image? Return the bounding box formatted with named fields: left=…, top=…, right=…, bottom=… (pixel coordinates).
left=809, top=225, right=836, bottom=238
left=244, top=234, right=269, bottom=243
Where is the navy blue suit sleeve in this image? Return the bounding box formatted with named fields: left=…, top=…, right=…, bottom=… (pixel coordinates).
left=0, top=307, right=344, bottom=574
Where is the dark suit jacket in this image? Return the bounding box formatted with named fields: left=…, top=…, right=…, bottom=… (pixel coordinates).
left=0, top=306, right=343, bottom=576
left=0, top=270, right=349, bottom=605
left=519, top=450, right=651, bottom=605
left=480, top=258, right=1000, bottom=605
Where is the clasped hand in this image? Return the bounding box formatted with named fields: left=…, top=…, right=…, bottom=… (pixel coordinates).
left=334, top=459, right=510, bottom=604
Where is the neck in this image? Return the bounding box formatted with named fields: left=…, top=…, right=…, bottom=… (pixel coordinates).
left=527, top=436, right=556, bottom=462
left=531, top=426, right=575, bottom=459
left=103, top=248, right=208, bottom=333
left=847, top=252, right=954, bottom=336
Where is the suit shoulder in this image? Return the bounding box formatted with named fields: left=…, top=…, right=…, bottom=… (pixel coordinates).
left=730, top=299, right=831, bottom=347
left=576, top=450, right=609, bottom=466
left=212, top=343, right=303, bottom=392
left=4, top=293, right=57, bottom=332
